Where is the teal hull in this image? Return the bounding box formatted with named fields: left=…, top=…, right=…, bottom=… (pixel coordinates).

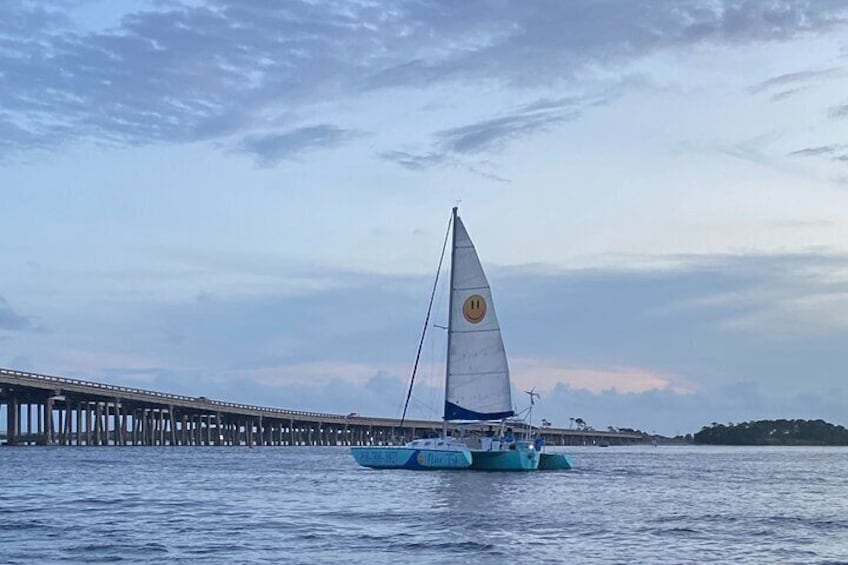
left=539, top=452, right=573, bottom=470
left=469, top=446, right=539, bottom=471
left=351, top=447, right=472, bottom=469
left=352, top=444, right=573, bottom=472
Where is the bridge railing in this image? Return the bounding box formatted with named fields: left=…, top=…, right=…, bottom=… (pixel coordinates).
left=0, top=368, right=352, bottom=421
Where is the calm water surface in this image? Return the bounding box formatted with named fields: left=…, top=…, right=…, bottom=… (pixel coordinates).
left=1, top=445, right=846, bottom=564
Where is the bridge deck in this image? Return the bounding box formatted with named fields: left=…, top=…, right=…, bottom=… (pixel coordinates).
left=1, top=368, right=643, bottom=447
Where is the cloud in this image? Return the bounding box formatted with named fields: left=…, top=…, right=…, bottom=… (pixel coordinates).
left=10, top=250, right=848, bottom=433
left=437, top=106, right=579, bottom=155
left=0, top=296, right=35, bottom=332
left=788, top=144, right=848, bottom=164
left=541, top=382, right=848, bottom=435
left=378, top=151, right=449, bottom=171
left=766, top=88, right=805, bottom=102
left=380, top=107, right=577, bottom=170
left=748, top=67, right=845, bottom=96
left=828, top=104, right=848, bottom=118
left=380, top=93, right=607, bottom=172
left=2, top=1, right=848, bottom=160
left=788, top=145, right=845, bottom=157
left=378, top=149, right=513, bottom=181
left=234, top=125, right=363, bottom=166
left=0, top=2, right=69, bottom=36
left=377, top=1, right=848, bottom=89
left=0, top=117, right=45, bottom=161
left=508, top=357, right=693, bottom=395
left=72, top=365, right=423, bottom=421
left=43, top=358, right=847, bottom=436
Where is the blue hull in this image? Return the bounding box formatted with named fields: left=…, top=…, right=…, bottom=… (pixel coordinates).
left=351, top=447, right=472, bottom=469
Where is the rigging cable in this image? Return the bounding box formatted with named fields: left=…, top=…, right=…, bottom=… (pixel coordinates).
left=399, top=212, right=453, bottom=428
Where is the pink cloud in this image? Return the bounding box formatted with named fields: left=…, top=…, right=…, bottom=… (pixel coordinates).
left=509, top=358, right=696, bottom=395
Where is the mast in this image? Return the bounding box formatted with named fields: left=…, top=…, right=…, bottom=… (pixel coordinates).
left=443, top=206, right=458, bottom=423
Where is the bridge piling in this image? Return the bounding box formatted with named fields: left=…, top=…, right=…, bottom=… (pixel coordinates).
left=6, top=394, right=17, bottom=445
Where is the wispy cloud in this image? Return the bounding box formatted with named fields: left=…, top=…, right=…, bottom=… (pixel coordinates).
left=788, top=144, right=848, bottom=164
left=380, top=94, right=604, bottom=172
left=2, top=1, right=847, bottom=160
left=437, top=106, right=579, bottom=155
left=788, top=145, right=846, bottom=157
left=749, top=67, right=845, bottom=94
left=748, top=67, right=848, bottom=103
left=234, top=125, right=363, bottom=166
left=378, top=151, right=449, bottom=171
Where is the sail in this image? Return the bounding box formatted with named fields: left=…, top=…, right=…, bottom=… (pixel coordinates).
left=444, top=213, right=514, bottom=421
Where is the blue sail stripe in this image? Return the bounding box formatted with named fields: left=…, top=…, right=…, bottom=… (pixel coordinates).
left=444, top=401, right=514, bottom=421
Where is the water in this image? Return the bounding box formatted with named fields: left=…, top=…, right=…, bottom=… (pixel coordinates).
left=1, top=445, right=846, bottom=564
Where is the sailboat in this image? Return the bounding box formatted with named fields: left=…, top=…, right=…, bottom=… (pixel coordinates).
left=351, top=207, right=556, bottom=471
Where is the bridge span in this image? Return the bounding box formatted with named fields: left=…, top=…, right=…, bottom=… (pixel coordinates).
left=0, top=368, right=642, bottom=447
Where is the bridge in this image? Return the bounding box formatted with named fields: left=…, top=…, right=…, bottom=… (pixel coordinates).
left=0, top=367, right=643, bottom=447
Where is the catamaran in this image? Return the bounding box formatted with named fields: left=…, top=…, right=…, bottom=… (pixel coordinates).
left=351, top=207, right=571, bottom=471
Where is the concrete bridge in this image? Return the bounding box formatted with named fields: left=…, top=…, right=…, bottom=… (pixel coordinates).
left=0, top=367, right=643, bottom=447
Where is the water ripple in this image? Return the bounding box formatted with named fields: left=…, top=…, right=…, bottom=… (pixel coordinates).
left=1, top=445, right=847, bottom=564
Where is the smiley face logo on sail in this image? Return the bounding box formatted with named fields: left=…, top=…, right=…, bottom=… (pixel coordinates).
left=462, top=294, right=487, bottom=324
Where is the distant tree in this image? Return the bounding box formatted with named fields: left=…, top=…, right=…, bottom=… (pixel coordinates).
left=693, top=419, right=848, bottom=446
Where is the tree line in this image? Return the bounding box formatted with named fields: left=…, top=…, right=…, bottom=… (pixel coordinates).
left=694, top=419, right=848, bottom=445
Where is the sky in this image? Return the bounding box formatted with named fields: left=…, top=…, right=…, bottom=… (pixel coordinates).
left=2, top=0, right=848, bottom=436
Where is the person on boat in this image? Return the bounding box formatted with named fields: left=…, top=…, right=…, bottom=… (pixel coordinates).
left=503, top=428, right=514, bottom=443
left=534, top=434, right=544, bottom=451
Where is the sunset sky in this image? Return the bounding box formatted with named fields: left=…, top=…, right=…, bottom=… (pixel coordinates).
left=2, top=1, right=848, bottom=435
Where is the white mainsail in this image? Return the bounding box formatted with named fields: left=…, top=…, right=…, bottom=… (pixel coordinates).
left=444, top=210, right=514, bottom=421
